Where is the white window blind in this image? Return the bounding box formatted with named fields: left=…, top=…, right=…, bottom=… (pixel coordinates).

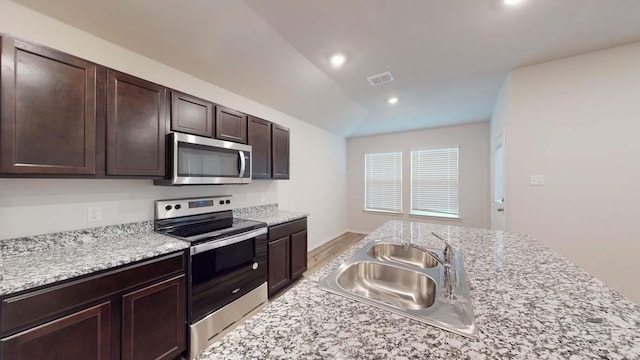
left=411, top=148, right=459, bottom=218
left=364, top=152, right=402, bottom=213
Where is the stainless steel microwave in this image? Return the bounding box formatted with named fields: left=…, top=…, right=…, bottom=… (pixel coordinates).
left=154, top=133, right=252, bottom=185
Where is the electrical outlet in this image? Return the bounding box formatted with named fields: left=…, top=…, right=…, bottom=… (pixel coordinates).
left=87, top=206, right=102, bottom=223
left=530, top=175, right=545, bottom=186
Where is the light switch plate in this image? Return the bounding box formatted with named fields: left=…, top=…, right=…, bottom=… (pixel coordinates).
left=530, top=175, right=545, bottom=186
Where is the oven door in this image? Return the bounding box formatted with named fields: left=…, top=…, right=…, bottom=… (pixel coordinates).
left=167, top=132, right=252, bottom=185
left=189, top=228, right=267, bottom=323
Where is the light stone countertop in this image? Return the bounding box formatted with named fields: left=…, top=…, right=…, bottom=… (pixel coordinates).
left=197, top=220, right=640, bottom=359
left=0, top=221, right=189, bottom=296
left=0, top=203, right=307, bottom=296
left=234, top=204, right=309, bottom=226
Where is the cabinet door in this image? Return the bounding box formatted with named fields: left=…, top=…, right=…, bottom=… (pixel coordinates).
left=290, top=230, right=308, bottom=280
left=248, top=116, right=272, bottom=179
left=122, top=275, right=186, bottom=360
left=106, top=70, right=166, bottom=176
left=271, top=124, right=290, bottom=179
left=0, top=302, right=111, bottom=360
left=170, top=91, right=213, bottom=137
left=216, top=106, right=247, bottom=144
left=268, top=237, right=290, bottom=296
left=0, top=37, right=98, bottom=175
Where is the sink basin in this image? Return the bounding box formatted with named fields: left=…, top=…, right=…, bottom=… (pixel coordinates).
left=318, top=240, right=478, bottom=338
left=336, top=261, right=436, bottom=310
left=367, top=243, right=439, bottom=269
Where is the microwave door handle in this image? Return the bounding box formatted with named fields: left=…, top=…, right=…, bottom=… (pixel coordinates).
left=238, top=150, right=246, bottom=177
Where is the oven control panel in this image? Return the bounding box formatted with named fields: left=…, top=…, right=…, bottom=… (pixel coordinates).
left=189, top=199, right=214, bottom=208
left=155, top=196, right=233, bottom=220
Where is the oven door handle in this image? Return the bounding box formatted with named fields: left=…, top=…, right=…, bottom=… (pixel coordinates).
left=190, top=227, right=267, bottom=255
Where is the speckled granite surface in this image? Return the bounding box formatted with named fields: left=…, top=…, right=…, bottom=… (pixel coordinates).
left=0, top=222, right=189, bottom=296
left=234, top=204, right=309, bottom=226
left=198, top=220, right=640, bottom=359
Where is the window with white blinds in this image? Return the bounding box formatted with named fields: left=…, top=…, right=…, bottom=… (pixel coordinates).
left=410, top=148, right=459, bottom=218
left=364, top=152, right=402, bottom=213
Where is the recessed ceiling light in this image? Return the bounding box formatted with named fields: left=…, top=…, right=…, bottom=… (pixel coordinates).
left=330, top=53, right=347, bottom=68
left=503, top=0, right=524, bottom=6
left=387, top=97, right=398, bottom=105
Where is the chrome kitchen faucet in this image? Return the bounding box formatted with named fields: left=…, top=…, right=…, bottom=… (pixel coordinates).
left=401, top=232, right=457, bottom=301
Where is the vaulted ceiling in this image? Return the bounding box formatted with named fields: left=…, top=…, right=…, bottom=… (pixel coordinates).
left=12, top=0, right=640, bottom=137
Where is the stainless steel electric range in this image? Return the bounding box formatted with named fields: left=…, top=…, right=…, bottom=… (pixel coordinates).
left=154, top=195, right=268, bottom=360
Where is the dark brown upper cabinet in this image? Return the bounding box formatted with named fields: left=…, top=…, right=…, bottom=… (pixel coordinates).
left=106, top=70, right=166, bottom=177
left=248, top=116, right=272, bottom=179
left=272, top=124, right=290, bottom=179
left=170, top=91, right=213, bottom=137
left=216, top=106, right=247, bottom=144
left=0, top=36, right=99, bottom=175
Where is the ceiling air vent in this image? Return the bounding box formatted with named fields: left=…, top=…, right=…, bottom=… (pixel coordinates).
left=367, top=71, right=394, bottom=86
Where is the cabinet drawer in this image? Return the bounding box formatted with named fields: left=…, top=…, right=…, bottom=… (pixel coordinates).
left=0, top=251, right=186, bottom=336
left=268, top=218, right=307, bottom=241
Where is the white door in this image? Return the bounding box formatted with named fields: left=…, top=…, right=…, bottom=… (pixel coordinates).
left=492, top=133, right=506, bottom=231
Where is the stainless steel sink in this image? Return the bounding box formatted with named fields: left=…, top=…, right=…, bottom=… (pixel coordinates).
left=319, top=241, right=478, bottom=338
left=367, top=243, right=439, bottom=269
left=336, top=261, right=437, bottom=310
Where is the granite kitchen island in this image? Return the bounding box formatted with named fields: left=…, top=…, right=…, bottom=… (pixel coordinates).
left=198, top=220, right=640, bottom=359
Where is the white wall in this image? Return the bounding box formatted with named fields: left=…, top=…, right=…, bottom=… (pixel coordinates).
left=492, top=42, right=640, bottom=304
left=0, top=0, right=348, bottom=249
left=347, top=122, right=491, bottom=233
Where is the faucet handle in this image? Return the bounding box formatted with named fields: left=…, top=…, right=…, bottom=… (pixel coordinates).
left=443, top=263, right=458, bottom=301
left=432, top=232, right=455, bottom=264
left=443, top=242, right=455, bottom=265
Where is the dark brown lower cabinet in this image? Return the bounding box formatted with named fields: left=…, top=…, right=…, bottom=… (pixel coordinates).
left=0, top=252, right=187, bottom=360
left=290, top=230, right=308, bottom=279
left=267, top=237, right=290, bottom=295
left=122, top=275, right=186, bottom=360
left=267, top=218, right=307, bottom=297
left=0, top=302, right=111, bottom=360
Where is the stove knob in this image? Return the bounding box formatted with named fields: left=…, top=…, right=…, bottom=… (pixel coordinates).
left=225, top=200, right=231, bottom=204
left=175, top=204, right=182, bottom=210
left=252, top=262, right=258, bottom=270
left=165, top=205, right=172, bottom=211
left=219, top=200, right=224, bottom=205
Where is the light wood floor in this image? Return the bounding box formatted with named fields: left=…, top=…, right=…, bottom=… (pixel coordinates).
left=305, top=231, right=367, bottom=276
